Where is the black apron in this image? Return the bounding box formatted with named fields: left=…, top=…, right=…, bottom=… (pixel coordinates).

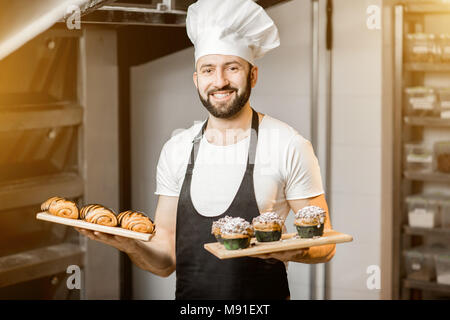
left=175, top=108, right=290, bottom=300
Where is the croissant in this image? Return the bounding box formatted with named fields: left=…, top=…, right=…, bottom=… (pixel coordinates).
left=80, top=204, right=118, bottom=227
left=41, top=196, right=63, bottom=212
left=41, top=196, right=79, bottom=219
left=117, top=210, right=155, bottom=234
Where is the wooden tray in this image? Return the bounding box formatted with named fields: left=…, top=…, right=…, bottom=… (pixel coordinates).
left=36, top=212, right=154, bottom=241
left=204, top=230, right=352, bottom=259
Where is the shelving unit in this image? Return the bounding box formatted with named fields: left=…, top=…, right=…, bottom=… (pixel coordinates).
left=405, top=62, right=450, bottom=72
left=394, top=1, right=450, bottom=300
left=404, top=225, right=450, bottom=236
left=0, top=243, right=84, bottom=288
left=403, top=279, right=450, bottom=294
left=0, top=103, right=83, bottom=132
left=405, top=116, right=450, bottom=127
left=404, top=170, right=450, bottom=182
left=0, top=172, right=84, bottom=212
left=0, top=28, right=85, bottom=299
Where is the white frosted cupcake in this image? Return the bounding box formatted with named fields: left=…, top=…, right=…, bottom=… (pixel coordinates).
left=294, top=206, right=326, bottom=238
left=220, top=217, right=254, bottom=250
left=252, top=212, right=284, bottom=242
left=211, top=215, right=232, bottom=243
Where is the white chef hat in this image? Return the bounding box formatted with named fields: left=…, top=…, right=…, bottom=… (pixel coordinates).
left=186, top=0, right=280, bottom=66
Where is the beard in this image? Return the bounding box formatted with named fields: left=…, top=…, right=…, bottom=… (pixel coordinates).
left=197, top=70, right=252, bottom=119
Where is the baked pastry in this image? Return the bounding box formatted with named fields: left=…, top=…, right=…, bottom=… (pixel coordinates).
left=117, top=210, right=155, bottom=234
left=252, top=212, right=283, bottom=242
left=211, top=215, right=232, bottom=243
left=80, top=204, right=118, bottom=227
left=294, top=206, right=326, bottom=238
left=41, top=196, right=79, bottom=219
left=220, top=217, right=254, bottom=250
left=41, top=196, right=61, bottom=211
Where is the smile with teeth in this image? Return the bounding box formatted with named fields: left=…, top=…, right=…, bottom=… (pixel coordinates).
left=210, top=91, right=235, bottom=100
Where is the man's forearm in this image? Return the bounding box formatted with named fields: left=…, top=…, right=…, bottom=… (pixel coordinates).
left=290, top=244, right=335, bottom=264
left=126, top=240, right=175, bottom=277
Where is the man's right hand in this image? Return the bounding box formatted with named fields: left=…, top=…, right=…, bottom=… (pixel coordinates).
left=73, top=195, right=178, bottom=277
left=75, top=227, right=139, bottom=254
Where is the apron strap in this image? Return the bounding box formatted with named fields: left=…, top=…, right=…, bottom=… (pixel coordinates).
left=189, top=120, right=208, bottom=167
left=248, top=108, right=259, bottom=166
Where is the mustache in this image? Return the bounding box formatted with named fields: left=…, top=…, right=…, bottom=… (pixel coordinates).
left=207, top=86, right=238, bottom=95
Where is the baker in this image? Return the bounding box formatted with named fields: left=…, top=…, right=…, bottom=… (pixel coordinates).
left=76, top=0, right=335, bottom=299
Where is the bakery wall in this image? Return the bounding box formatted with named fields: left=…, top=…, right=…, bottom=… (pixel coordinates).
left=130, top=46, right=199, bottom=299
left=130, top=0, right=314, bottom=300
left=328, top=0, right=388, bottom=299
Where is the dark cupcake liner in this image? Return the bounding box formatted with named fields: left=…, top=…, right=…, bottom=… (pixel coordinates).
left=295, top=224, right=324, bottom=238
left=223, top=237, right=251, bottom=250
left=255, top=230, right=282, bottom=242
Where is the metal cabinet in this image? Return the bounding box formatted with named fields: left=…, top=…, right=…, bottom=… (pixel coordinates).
left=0, top=26, right=121, bottom=299
left=394, top=1, right=450, bottom=300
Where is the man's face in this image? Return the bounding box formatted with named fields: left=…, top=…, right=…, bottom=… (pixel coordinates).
left=193, top=55, right=257, bottom=119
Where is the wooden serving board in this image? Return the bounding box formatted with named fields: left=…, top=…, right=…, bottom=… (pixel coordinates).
left=204, top=230, right=352, bottom=260
left=36, top=212, right=154, bottom=241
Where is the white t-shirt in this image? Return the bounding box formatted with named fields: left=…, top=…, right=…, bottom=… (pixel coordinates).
left=155, top=114, right=324, bottom=220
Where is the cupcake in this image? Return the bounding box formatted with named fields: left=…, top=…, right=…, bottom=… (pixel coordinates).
left=211, top=215, right=232, bottom=243
left=220, top=217, right=254, bottom=250
left=252, top=212, right=284, bottom=242
left=294, top=206, right=326, bottom=238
